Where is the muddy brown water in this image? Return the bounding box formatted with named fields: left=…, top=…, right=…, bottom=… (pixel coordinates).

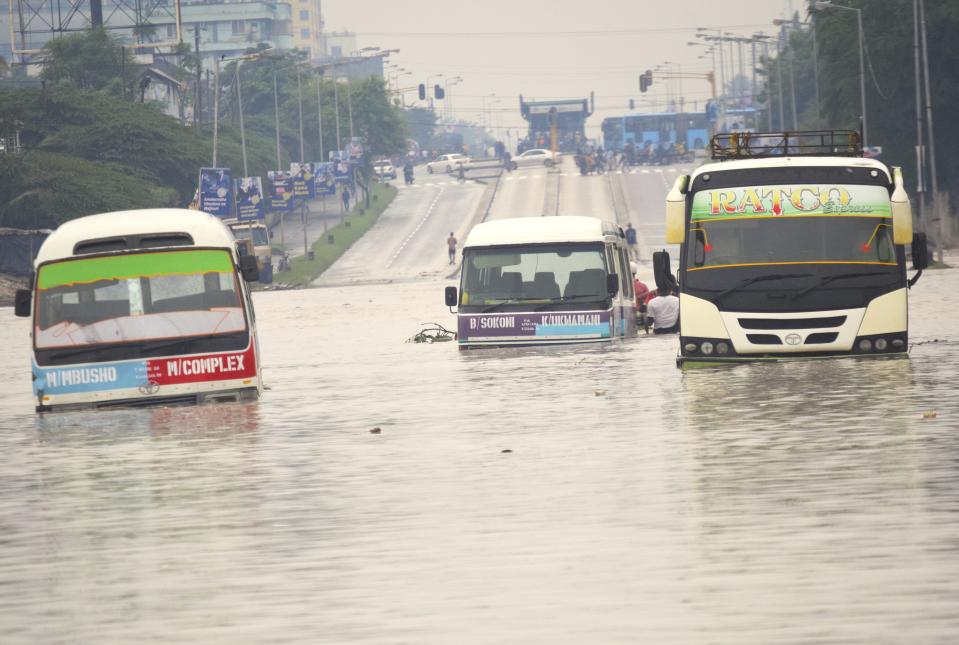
left=1, top=266, right=958, bottom=643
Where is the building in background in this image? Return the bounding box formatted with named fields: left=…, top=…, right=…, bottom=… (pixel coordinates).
left=178, top=1, right=294, bottom=66
left=316, top=31, right=384, bottom=79
left=290, top=0, right=324, bottom=60
left=3, top=0, right=294, bottom=66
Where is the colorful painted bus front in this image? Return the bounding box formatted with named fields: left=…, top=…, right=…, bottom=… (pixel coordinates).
left=15, top=209, right=264, bottom=412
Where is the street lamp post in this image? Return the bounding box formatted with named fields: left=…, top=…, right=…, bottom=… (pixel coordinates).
left=236, top=66, right=249, bottom=175
left=445, top=76, right=462, bottom=121
left=297, top=68, right=305, bottom=162
left=273, top=72, right=282, bottom=170
left=816, top=1, right=867, bottom=146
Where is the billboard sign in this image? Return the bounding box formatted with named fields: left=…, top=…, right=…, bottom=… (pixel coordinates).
left=267, top=170, right=294, bottom=212
left=198, top=167, right=233, bottom=218
left=314, top=162, right=336, bottom=196
left=290, top=162, right=316, bottom=199
left=234, top=176, right=265, bottom=221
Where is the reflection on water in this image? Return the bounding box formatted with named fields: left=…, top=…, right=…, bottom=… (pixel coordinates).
left=1, top=273, right=958, bottom=643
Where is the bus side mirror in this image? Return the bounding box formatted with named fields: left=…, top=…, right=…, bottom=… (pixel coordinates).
left=890, top=166, right=913, bottom=244
left=652, top=250, right=674, bottom=292
left=912, top=232, right=929, bottom=270
left=239, top=255, right=260, bottom=282
left=14, top=289, right=31, bottom=317
left=445, top=286, right=458, bottom=307
left=665, top=175, right=689, bottom=244
left=606, top=273, right=619, bottom=296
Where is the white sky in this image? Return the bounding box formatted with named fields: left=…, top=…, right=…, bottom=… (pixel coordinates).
left=323, top=0, right=799, bottom=140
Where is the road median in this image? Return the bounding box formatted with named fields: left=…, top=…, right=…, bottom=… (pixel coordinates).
left=271, top=182, right=397, bottom=288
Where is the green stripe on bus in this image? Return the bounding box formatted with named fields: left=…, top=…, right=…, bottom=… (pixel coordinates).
left=38, top=250, right=234, bottom=290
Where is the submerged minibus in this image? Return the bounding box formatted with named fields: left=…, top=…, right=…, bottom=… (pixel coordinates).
left=655, top=130, right=929, bottom=367
left=445, top=216, right=637, bottom=348
left=14, top=209, right=264, bottom=412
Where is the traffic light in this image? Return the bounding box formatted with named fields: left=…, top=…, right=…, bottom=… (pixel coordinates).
left=434, top=84, right=445, bottom=99
left=418, top=83, right=426, bottom=101
left=639, top=70, right=653, bottom=93
left=629, top=98, right=635, bottom=110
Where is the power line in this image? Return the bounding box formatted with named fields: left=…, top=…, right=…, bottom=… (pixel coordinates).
left=361, top=24, right=776, bottom=38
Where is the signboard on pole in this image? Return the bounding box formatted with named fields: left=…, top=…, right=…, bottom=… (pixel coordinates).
left=198, top=167, right=233, bottom=218
left=345, top=137, right=364, bottom=160
left=267, top=170, right=294, bottom=212
left=332, top=156, right=353, bottom=188
left=290, top=162, right=316, bottom=199
left=234, top=176, right=265, bottom=221
left=314, top=162, right=336, bottom=196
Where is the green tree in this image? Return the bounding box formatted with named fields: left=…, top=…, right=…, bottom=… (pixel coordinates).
left=760, top=0, right=959, bottom=202
left=40, top=28, right=141, bottom=98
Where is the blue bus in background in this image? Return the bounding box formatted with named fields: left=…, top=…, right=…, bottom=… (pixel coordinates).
left=602, top=108, right=759, bottom=152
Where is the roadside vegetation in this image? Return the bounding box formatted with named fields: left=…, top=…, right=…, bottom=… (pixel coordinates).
left=0, top=29, right=408, bottom=230
left=273, top=182, right=397, bottom=287
left=761, top=1, right=959, bottom=200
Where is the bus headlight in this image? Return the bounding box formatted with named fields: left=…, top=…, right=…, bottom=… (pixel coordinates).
left=874, top=338, right=888, bottom=351
left=700, top=341, right=714, bottom=355
left=684, top=342, right=698, bottom=353
left=716, top=342, right=730, bottom=355
left=858, top=339, right=873, bottom=352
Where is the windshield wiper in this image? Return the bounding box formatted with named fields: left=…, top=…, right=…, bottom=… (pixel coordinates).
left=480, top=299, right=527, bottom=313
left=533, top=294, right=606, bottom=310
left=790, top=271, right=889, bottom=301
left=713, top=273, right=813, bottom=303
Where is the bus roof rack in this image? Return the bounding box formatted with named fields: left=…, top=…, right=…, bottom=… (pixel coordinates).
left=710, top=130, right=862, bottom=161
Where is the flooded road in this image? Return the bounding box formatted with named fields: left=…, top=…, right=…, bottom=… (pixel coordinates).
left=2, top=162, right=959, bottom=642
left=1, top=268, right=958, bottom=643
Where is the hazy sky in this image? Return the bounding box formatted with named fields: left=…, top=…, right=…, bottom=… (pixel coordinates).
left=323, top=0, right=801, bottom=140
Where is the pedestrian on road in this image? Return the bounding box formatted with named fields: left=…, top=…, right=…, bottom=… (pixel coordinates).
left=457, top=164, right=466, bottom=183
left=625, top=223, right=638, bottom=260
left=447, top=232, right=458, bottom=265
left=341, top=187, right=351, bottom=212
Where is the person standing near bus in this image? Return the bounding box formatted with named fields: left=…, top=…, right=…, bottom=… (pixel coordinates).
left=447, top=232, right=458, bottom=265
left=625, top=223, right=638, bottom=260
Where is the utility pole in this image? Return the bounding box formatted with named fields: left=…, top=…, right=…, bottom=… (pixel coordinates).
left=236, top=65, right=248, bottom=175
left=212, top=57, right=220, bottom=166
left=297, top=68, right=305, bottom=162
left=273, top=72, right=282, bottom=170
left=346, top=79, right=354, bottom=139
left=913, top=0, right=926, bottom=232
left=811, top=15, right=822, bottom=129
left=333, top=68, right=341, bottom=151
left=317, top=69, right=325, bottom=162
left=194, top=27, right=203, bottom=128
left=919, top=0, right=944, bottom=263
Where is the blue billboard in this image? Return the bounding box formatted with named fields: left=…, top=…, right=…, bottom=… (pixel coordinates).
left=198, top=167, right=233, bottom=218
left=234, top=176, right=265, bottom=221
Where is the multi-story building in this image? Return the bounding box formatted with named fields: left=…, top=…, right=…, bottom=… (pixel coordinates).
left=178, top=1, right=294, bottom=67
left=290, top=0, right=324, bottom=60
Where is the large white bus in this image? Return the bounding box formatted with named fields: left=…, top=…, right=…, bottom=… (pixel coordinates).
left=445, top=216, right=637, bottom=348
left=14, top=209, right=264, bottom=412
left=656, top=131, right=929, bottom=367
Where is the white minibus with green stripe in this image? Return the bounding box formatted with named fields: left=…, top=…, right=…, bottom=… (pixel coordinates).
left=14, top=209, right=264, bottom=412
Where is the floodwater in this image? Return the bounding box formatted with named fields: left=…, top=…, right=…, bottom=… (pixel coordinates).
left=1, top=267, right=959, bottom=643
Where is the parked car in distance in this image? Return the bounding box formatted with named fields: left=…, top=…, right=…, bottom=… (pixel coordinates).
left=510, top=148, right=557, bottom=169
left=427, top=153, right=472, bottom=174
left=373, top=159, right=397, bottom=180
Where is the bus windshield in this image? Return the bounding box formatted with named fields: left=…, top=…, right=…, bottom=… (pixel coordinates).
left=461, top=244, right=608, bottom=307
left=686, top=183, right=897, bottom=272
left=35, top=249, right=246, bottom=349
